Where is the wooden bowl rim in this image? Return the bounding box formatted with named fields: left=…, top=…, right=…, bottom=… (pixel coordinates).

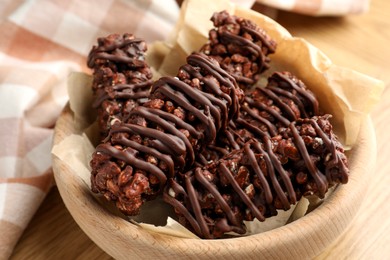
left=52, top=103, right=376, bottom=259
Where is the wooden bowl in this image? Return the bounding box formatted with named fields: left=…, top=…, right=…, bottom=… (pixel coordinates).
left=52, top=102, right=376, bottom=259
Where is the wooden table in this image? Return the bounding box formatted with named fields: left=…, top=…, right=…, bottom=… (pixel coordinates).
left=10, top=0, right=390, bottom=258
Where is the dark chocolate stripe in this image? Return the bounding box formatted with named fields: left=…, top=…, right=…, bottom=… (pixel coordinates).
left=89, top=53, right=146, bottom=68
left=138, top=107, right=202, bottom=139
left=152, top=77, right=217, bottom=143
left=113, top=80, right=153, bottom=91
left=273, top=72, right=319, bottom=115
left=220, top=31, right=262, bottom=57
left=93, top=90, right=149, bottom=108
left=187, top=53, right=236, bottom=98
left=246, top=142, right=273, bottom=204
left=308, top=118, right=348, bottom=184
left=241, top=25, right=276, bottom=53
left=128, top=106, right=195, bottom=166
left=207, top=144, right=230, bottom=156
left=194, top=168, right=241, bottom=227
left=96, top=143, right=167, bottom=186
left=241, top=103, right=277, bottom=136
left=187, top=53, right=240, bottom=120
left=261, top=138, right=291, bottom=208
left=88, top=37, right=147, bottom=68
left=95, top=38, right=144, bottom=53
left=224, top=128, right=241, bottom=150
left=219, top=163, right=265, bottom=221
left=235, top=117, right=269, bottom=138
left=162, top=191, right=203, bottom=236
left=111, top=124, right=186, bottom=158
left=92, top=90, right=110, bottom=109
left=245, top=96, right=291, bottom=126
left=258, top=87, right=297, bottom=121
left=264, top=136, right=297, bottom=206
left=196, top=154, right=209, bottom=166
left=231, top=74, right=254, bottom=85
left=114, top=135, right=175, bottom=180
left=160, top=71, right=224, bottom=132
left=185, top=174, right=211, bottom=238
left=289, top=122, right=328, bottom=197
left=181, top=61, right=228, bottom=131
left=111, top=90, right=150, bottom=100
left=267, top=86, right=309, bottom=118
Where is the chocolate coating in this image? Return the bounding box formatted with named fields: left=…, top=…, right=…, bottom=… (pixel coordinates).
left=90, top=52, right=243, bottom=216
left=201, top=10, right=277, bottom=90
left=198, top=71, right=319, bottom=163
left=87, top=12, right=350, bottom=238
left=164, top=115, right=349, bottom=238
left=87, top=33, right=153, bottom=138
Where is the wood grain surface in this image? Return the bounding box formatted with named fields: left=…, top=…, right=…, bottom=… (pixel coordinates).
left=11, top=0, right=390, bottom=258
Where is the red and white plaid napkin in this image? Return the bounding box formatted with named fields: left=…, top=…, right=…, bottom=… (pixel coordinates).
left=0, top=0, right=179, bottom=257
left=0, top=0, right=370, bottom=258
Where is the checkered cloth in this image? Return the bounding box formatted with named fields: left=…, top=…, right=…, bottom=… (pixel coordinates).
left=0, top=0, right=370, bottom=258
left=257, top=0, right=370, bottom=15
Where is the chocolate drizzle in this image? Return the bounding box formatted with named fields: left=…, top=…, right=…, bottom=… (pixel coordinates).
left=126, top=106, right=196, bottom=166
left=87, top=37, right=147, bottom=68
left=96, top=142, right=168, bottom=187
left=87, top=33, right=153, bottom=138
left=152, top=76, right=217, bottom=144
left=200, top=10, right=277, bottom=90
left=88, top=12, right=350, bottom=238
left=198, top=71, right=320, bottom=163
left=90, top=52, right=242, bottom=215
left=164, top=116, right=349, bottom=238
left=236, top=72, right=318, bottom=140
left=92, top=80, right=152, bottom=109
left=289, top=122, right=328, bottom=197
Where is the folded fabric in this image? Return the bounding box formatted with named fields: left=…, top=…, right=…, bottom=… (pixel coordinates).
left=0, top=0, right=179, bottom=258
left=0, top=54, right=79, bottom=258
left=249, top=0, right=370, bottom=15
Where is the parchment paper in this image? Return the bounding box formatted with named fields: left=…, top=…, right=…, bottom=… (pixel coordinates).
left=155, top=0, right=384, bottom=148
left=52, top=0, right=384, bottom=239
